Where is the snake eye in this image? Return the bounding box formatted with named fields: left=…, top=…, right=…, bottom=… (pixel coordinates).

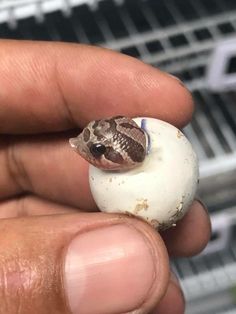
left=90, top=143, right=106, bottom=158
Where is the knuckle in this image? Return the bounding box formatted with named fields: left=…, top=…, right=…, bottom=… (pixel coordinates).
left=0, top=223, right=65, bottom=314
left=5, top=140, right=32, bottom=193
left=0, top=251, right=34, bottom=313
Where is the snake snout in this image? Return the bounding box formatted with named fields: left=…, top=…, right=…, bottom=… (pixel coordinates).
left=69, top=137, right=79, bottom=149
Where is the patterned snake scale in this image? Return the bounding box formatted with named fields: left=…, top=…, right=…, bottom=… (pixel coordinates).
left=69, top=116, right=147, bottom=170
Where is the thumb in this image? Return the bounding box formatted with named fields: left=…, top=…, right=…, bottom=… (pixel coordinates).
left=0, top=212, right=169, bottom=314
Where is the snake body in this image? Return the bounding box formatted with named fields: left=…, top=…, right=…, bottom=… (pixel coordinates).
left=69, top=116, right=147, bottom=170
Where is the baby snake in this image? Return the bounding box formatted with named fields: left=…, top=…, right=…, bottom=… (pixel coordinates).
left=69, top=116, right=147, bottom=170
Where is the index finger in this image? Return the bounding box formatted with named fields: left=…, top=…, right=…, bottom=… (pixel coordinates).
left=0, top=40, right=193, bottom=134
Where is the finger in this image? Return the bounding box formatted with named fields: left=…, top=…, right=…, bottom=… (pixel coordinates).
left=0, top=197, right=211, bottom=260
left=1, top=133, right=96, bottom=209
left=151, top=272, right=185, bottom=314
left=0, top=212, right=169, bottom=314
left=0, top=195, right=79, bottom=218
left=2, top=133, right=207, bottom=218
left=0, top=40, right=193, bottom=134
left=162, top=200, right=211, bottom=257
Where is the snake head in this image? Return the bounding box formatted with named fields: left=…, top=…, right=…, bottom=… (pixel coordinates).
left=69, top=117, right=146, bottom=171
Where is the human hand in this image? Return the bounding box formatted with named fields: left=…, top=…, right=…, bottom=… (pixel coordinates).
left=0, top=40, right=211, bottom=314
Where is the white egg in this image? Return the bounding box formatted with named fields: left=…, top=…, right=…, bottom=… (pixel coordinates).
left=89, top=117, right=199, bottom=230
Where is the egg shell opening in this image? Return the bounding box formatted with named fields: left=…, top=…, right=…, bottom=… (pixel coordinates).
left=89, top=117, right=199, bottom=230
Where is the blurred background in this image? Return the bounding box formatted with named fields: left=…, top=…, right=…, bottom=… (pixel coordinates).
left=1, top=0, right=236, bottom=313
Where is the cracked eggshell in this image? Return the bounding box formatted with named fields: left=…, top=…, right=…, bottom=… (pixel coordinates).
left=89, top=118, right=199, bottom=230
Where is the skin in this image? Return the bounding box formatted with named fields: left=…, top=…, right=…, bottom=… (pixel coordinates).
left=0, top=40, right=211, bottom=314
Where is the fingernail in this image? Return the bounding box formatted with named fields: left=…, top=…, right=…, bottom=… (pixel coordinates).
left=170, top=271, right=179, bottom=286
left=195, top=198, right=208, bottom=213
left=64, top=224, right=157, bottom=314
left=170, top=272, right=185, bottom=305
left=166, top=73, right=185, bottom=86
